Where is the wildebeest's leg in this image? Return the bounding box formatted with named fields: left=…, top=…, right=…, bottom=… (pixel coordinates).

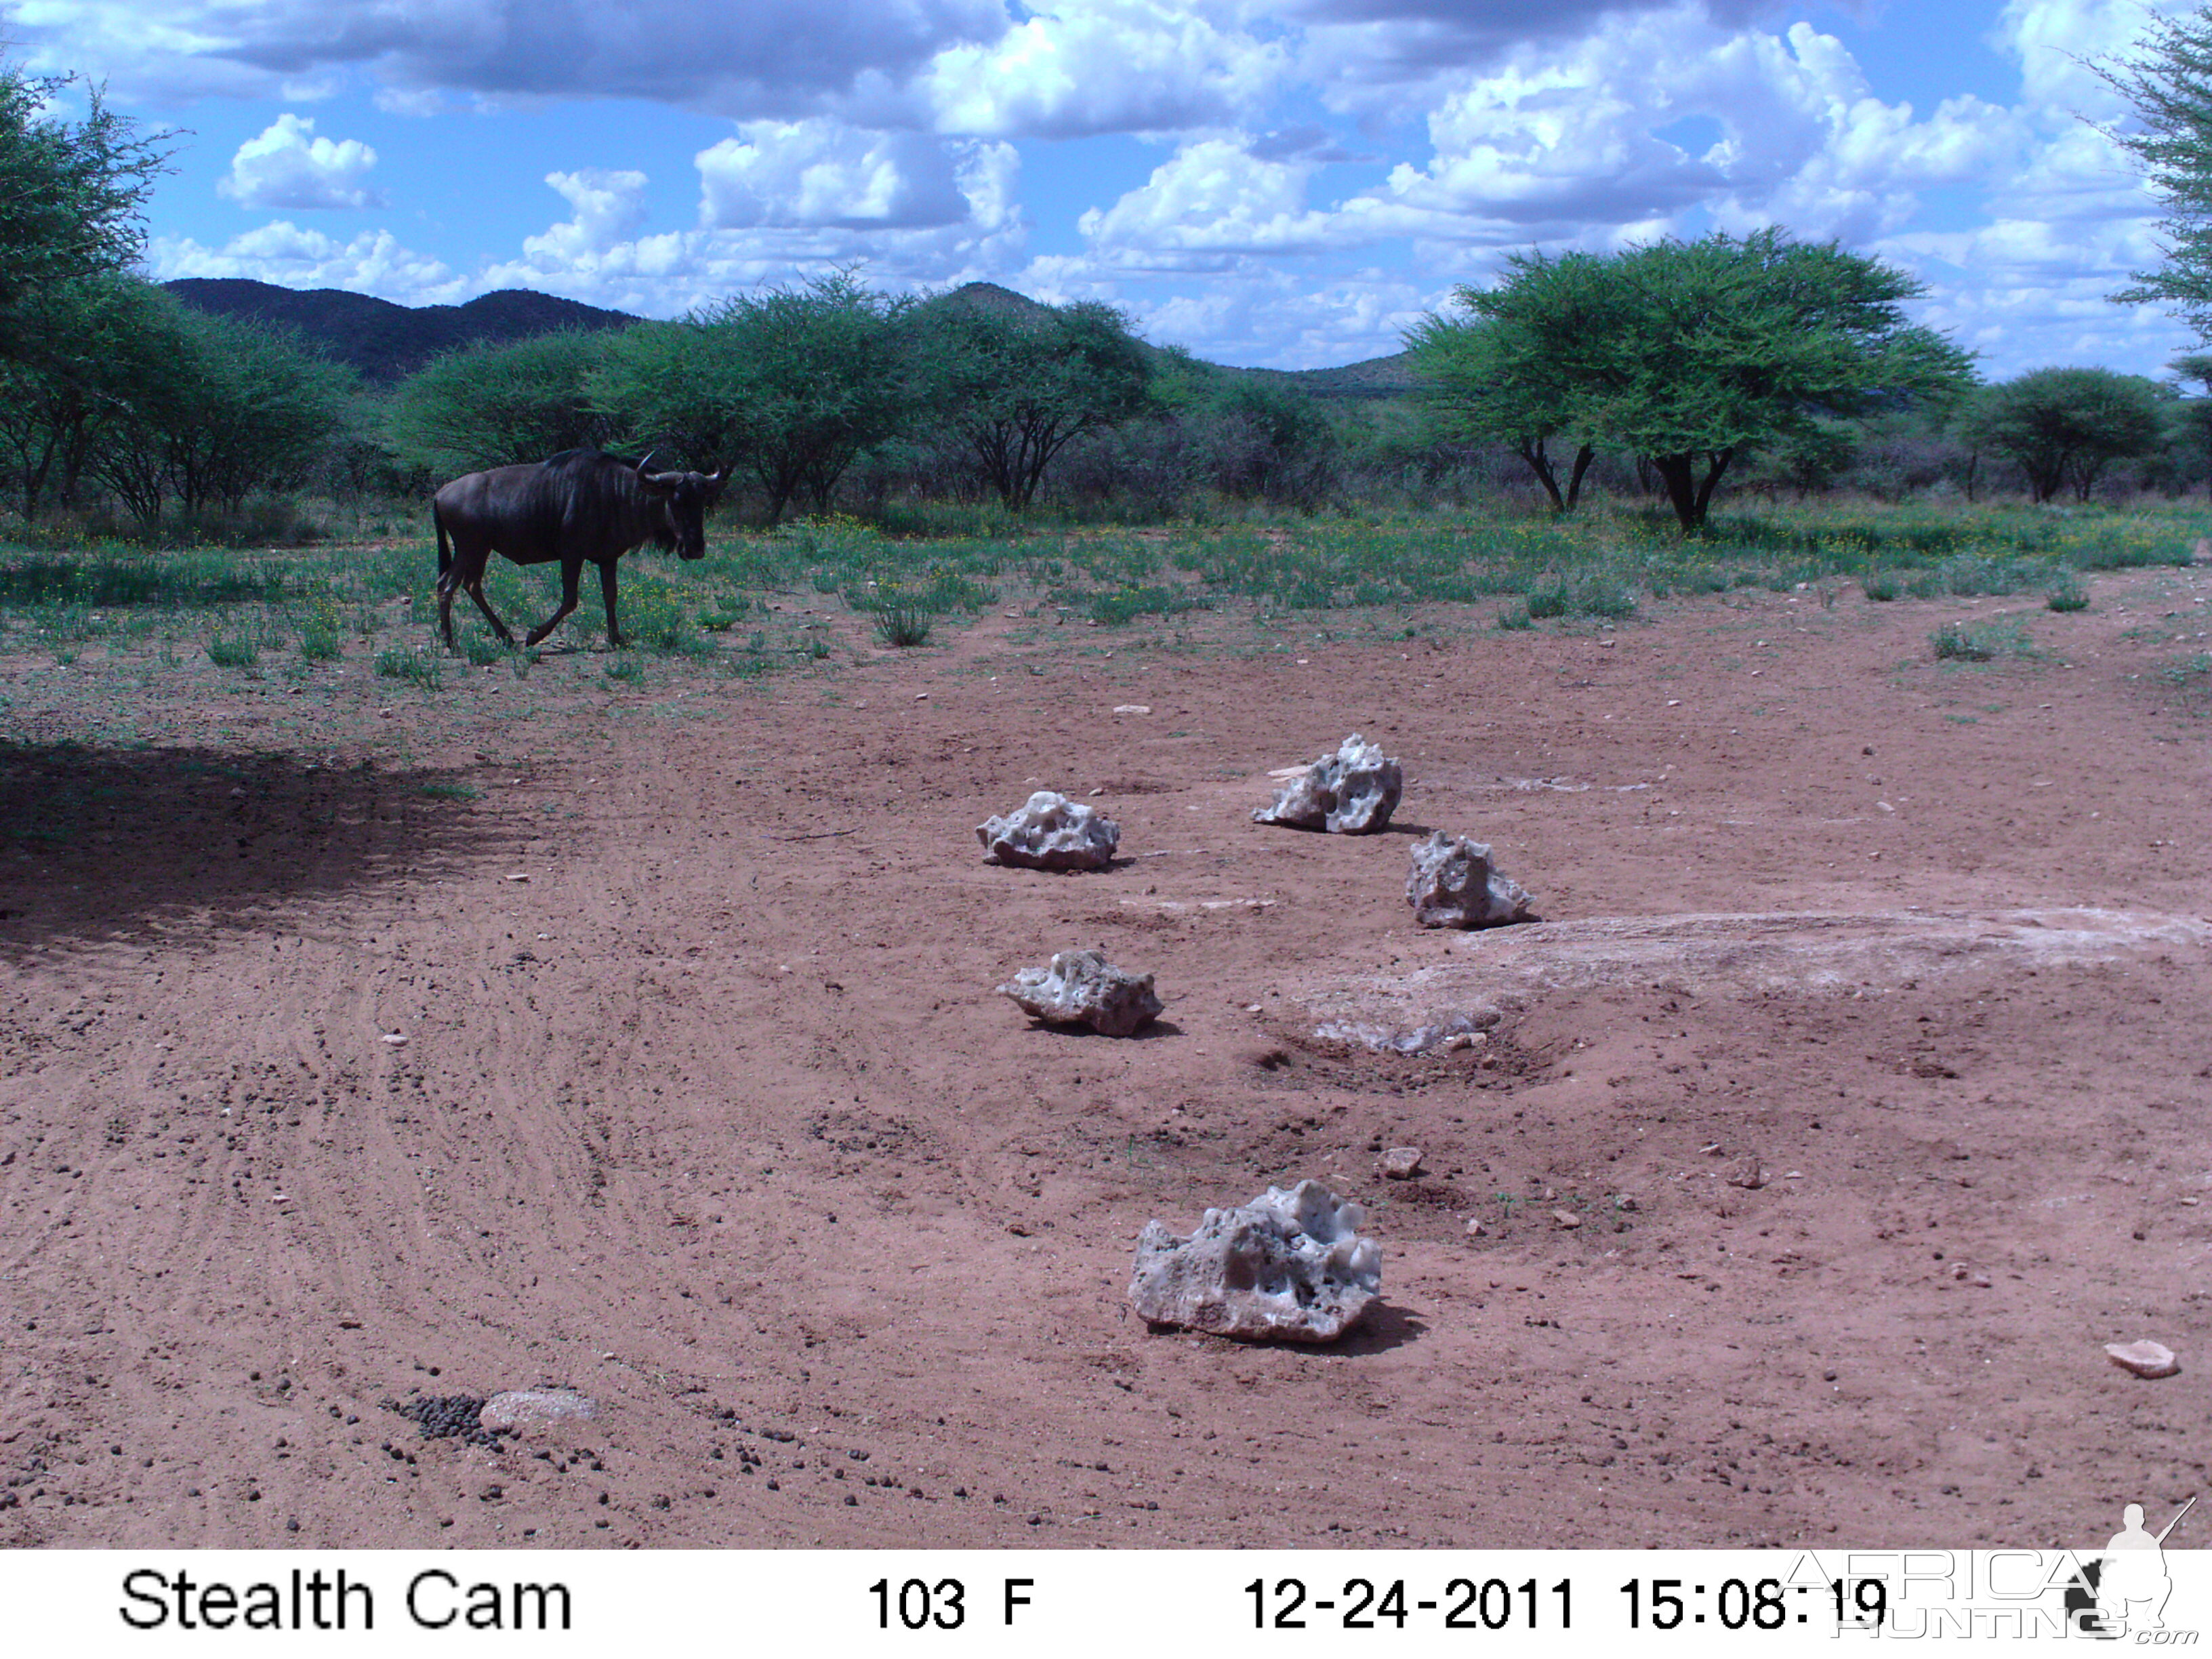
left=435, top=508, right=459, bottom=649
left=525, top=556, right=583, bottom=647
left=463, top=571, right=516, bottom=646
left=598, top=558, right=623, bottom=649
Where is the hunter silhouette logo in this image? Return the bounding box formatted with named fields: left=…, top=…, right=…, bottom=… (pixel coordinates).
left=2062, top=1496, right=2196, bottom=1637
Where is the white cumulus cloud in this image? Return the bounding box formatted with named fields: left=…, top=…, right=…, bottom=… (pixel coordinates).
left=218, top=113, right=385, bottom=210
left=697, top=120, right=973, bottom=229
left=148, top=221, right=468, bottom=304
left=470, top=136, right=1026, bottom=314
left=922, top=0, right=1286, bottom=138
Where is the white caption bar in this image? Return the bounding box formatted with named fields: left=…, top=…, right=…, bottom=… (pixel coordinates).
left=2, top=1549, right=2205, bottom=1652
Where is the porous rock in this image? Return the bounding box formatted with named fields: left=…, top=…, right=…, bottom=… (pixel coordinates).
left=478, top=1389, right=598, bottom=1431
left=998, top=948, right=1162, bottom=1036
left=978, top=790, right=1120, bottom=871
left=1254, top=735, right=1402, bottom=834
left=1129, top=1180, right=1380, bottom=1343
left=1406, top=831, right=1536, bottom=928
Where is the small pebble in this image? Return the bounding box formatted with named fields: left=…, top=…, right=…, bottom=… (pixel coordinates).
left=1464, top=1217, right=1485, bottom=1237
left=1376, top=1147, right=1425, bottom=1180
left=1551, top=1209, right=1581, bottom=1229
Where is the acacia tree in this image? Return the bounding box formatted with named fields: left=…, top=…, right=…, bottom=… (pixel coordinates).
left=0, top=64, right=170, bottom=369
left=84, top=292, right=354, bottom=523
left=2101, top=10, right=2212, bottom=331
left=920, top=295, right=1151, bottom=510
left=1406, top=253, right=1612, bottom=512
left=591, top=273, right=915, bottom=523
left=385, top=330, right=623, bottom=476
left=0, top=273, right=169, bottom=518
left=2171, top=352, right=2212, bottom=495
left=1423, top=230, right=1973, bottom=531
left=1954, top=367, right=2170, bottom=503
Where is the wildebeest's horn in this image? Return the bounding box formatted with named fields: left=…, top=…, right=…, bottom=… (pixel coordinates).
left=634, top=450, right=657, bottom=475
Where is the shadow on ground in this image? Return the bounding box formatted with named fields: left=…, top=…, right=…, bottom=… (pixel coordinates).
left=0, top=742, right=516, bottom=951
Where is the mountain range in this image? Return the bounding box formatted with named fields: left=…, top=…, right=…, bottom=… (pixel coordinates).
left=160, top=278, right=1412, bottom=400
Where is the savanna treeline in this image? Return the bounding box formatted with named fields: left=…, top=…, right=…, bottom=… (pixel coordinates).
left=11, top=41, right=2212, bottom=548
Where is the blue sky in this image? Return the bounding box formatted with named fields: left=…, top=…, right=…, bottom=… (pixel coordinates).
left=9, top=0, right=2203, bottom=378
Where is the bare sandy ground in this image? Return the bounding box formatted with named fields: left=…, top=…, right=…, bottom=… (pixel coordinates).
left=3, top=567, right=2211, bottom=1549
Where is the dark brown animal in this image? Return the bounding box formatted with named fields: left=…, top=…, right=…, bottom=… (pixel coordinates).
left=433, top=448, right=727, bottom=650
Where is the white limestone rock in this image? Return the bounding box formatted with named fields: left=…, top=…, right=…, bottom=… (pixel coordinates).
left=478, top=1389, right=598, bottom=1431
left=2105, top=1339, right=2180, bottom=1379
left=1254, top=735, right=1402, bottom=834
left=1406, top=831, right=1536, bottom=928
left=998, top=948, right=1162, bottom=1036
left=1129, top=1180, right=1381, bottom=1343
left=979, top=790, right=1121, bottom=871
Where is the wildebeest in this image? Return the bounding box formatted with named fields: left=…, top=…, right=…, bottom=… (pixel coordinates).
left=433, top=448, right=728, bottom=651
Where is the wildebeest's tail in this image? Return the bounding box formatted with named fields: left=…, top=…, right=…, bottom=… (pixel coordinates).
left=434, top=501, right=452, bottom=579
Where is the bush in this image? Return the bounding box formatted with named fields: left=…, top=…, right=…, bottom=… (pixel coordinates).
left=375, top=644, right=441, bottom=689
left=1862, top=572, right=1902, bottom=601
left=1932, top=619, right=2035, bottom=661
left=1525, top=578, right=1570, bottom=618
left=1495, top=605, right=1535, bottom=630
left=875, top=605, right=931, bottom=647
left=2046, top=575, right=2090, bottom=611
left=206, top=634, right=257, bottom=669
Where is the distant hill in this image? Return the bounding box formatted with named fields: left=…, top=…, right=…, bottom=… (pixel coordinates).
left=161, top=279, right=640, bottom=384
left=163, top=276, right=1412, bottom=399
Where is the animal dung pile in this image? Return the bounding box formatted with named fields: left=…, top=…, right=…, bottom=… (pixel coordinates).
left=1129, top=1180, right=1382, bottom=1343
left=977, top=790, right=1121, bottom=871
left=1253, top=734, right=1402, bottom=834
left=383, top=1393, right=510, bottom=1450
left=998, top=948, right=1162, bottom=1036
left=1406, top=830, right=1537, bottom=928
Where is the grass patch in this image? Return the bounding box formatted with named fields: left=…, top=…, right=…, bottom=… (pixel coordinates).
left=607, top=653, right=646, bottom=683
left=874, top=605, right=932, bottom=647
left=462, top=633, right=508, bottom=666
left=2046, top=575, right=2090, bottom=612
left=2156, top=652, right=2212, bottom=710
left=206, top=634, right=258, bottom=670
left=375, top=645, right=442, bottom=689
left=1931, top=619, right=2036, bottom=662
left=418, top=781, right=480, bottom=802
left=1495, top=605, right=1535, bottom=631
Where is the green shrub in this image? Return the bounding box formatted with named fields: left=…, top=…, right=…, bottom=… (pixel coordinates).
left=1495, top=605, right=1535, bottom=631
left=2046, top=575, right=2089, bottom=612
left=206, top=634, right=258, bottom=669
left=1525, top=578, right=1570, bottom=619
left=1572, top=573, right=1637, bottom=619
left=606, top=653, right=645, bottom=682
left=463, top=634, right=506, bottom=666
left=375, top=645, right=442, bottom=689
left=1862, top=573, right=1901, bottom=601
left=299, top=623, right=342, bottom=661
left=875, top=605, right=931, bottom=647
left=1932, top=619, right=2035, bottom=662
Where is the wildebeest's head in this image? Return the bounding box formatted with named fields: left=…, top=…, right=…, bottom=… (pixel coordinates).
left=632, top=453, right=729, bottom=560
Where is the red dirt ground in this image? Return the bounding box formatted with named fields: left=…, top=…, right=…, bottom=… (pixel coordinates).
left=3, top=567, right=2211, bottom=1550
